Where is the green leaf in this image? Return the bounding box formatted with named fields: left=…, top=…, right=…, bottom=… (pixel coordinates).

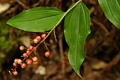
left=7, top=7, right=64, bottom=32
left=98, top=0, right=120, bottom=29
left=64, top=2, right=90, bottom=77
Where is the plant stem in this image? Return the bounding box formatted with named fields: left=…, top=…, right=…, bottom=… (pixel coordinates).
left=64, top=0, right=82, bottom=16
left=36, top=0, right=82, bottom=48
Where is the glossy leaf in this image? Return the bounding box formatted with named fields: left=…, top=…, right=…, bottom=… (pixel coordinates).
left=98, top=0, right=120, bottom=29
left=7, top=7, right=64, bottom=32
left=64, top=2, right=90, bottom=77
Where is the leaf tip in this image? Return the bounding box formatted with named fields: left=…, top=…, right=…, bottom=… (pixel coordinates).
left=6, top=19, right=12, bottom=26
left=74, top=67, right=83, bottom=78
left=6, top=21, right=10, bottom=26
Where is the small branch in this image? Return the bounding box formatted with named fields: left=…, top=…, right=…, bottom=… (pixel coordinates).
left=32, top=0, right=41, bottom=7
left=101, top=52, right=120, bottom=72
left=64, top=0, right=81, bottom=16
left=43, top=41, right=50, bottom=52
left=2, top=5, right=18, bottom=17
left=58, top=32, right=65, bottom=75
left=53, top=29, right=58, bottom=42
left=91, top=19, right=110, bottom=34
left=16, top=0, right=29, bottom=9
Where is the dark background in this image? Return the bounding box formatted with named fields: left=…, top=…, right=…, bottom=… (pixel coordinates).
left=0, top=0, right=120, bottom=80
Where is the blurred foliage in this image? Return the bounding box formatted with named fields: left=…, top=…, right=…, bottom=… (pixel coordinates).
left=0, top=19, right=15, bottom=71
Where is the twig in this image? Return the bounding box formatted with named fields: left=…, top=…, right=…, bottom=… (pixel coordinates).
left=16, top=0, right=29, bottom=9
left=101, top=52, right=120, bottom=72
left=43, top=41, right=50, bottom=52
left=53, top=29, right=58, bottom=42
left=1, top=5, right=18, bottom=17
left=58, top=32, right=65, bottom=75
left=32, top=0, right=41, bottom=7
left=91, top=19, right=110, bottom=34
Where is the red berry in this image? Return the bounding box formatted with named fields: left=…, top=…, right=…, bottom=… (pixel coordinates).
left=44, top=51, right=50, bottom=57
left=36, top=36, right=41, bottom=41
left=41, top=34, right=46, bottom=39
left=12, top=70, right=18, bottom=76
left=26, top=59, right=33, bottom=64
left=21, top=63, right=26, bottom=68
left=32, top=56, right=38, bottom=62
left=19, top=46, right=25, bottom=51
left=22, top=53, right=28, bottom=57
left=13, top=62, right=17, bottom=67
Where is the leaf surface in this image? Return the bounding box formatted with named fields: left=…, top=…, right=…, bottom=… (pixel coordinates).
left=98, top=0, right=120, bottom=29
left=7, top=7, right=64, bottom=32
left=64, top=2, right=90, bottom=77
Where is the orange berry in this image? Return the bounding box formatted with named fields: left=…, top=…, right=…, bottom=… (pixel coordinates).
left=21, top=63, right=26, bottom=68
left=44, top=51, right=50, bottom=57
left=22, top=53, right=28, bottom=57
left=14, top=58, right=18, bottom=63
left=32, top=56, right=38, bottom=62
left=19, top=46, right=25, bottom=51
left=33, top=38, right=39, bottom=43
left=26, top=59, right=33, bottom=65
left=26, top=50, right=31, bottom=55
left=17, top=59, right=22, bottom=64
left=36, top=36, right=41, bottom=41
left=12, top=70, right=18, bottom=76
left=13, top=62, right=17, bottom=67
left=29, top=46, right=34, bottom=50
left=41, top=34, right=46, bottom=39
left=33, top=61, right=38, bottom=65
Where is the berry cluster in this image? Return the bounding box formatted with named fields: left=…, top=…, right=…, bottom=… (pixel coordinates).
left=9, top=34, right=50, bottom=76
